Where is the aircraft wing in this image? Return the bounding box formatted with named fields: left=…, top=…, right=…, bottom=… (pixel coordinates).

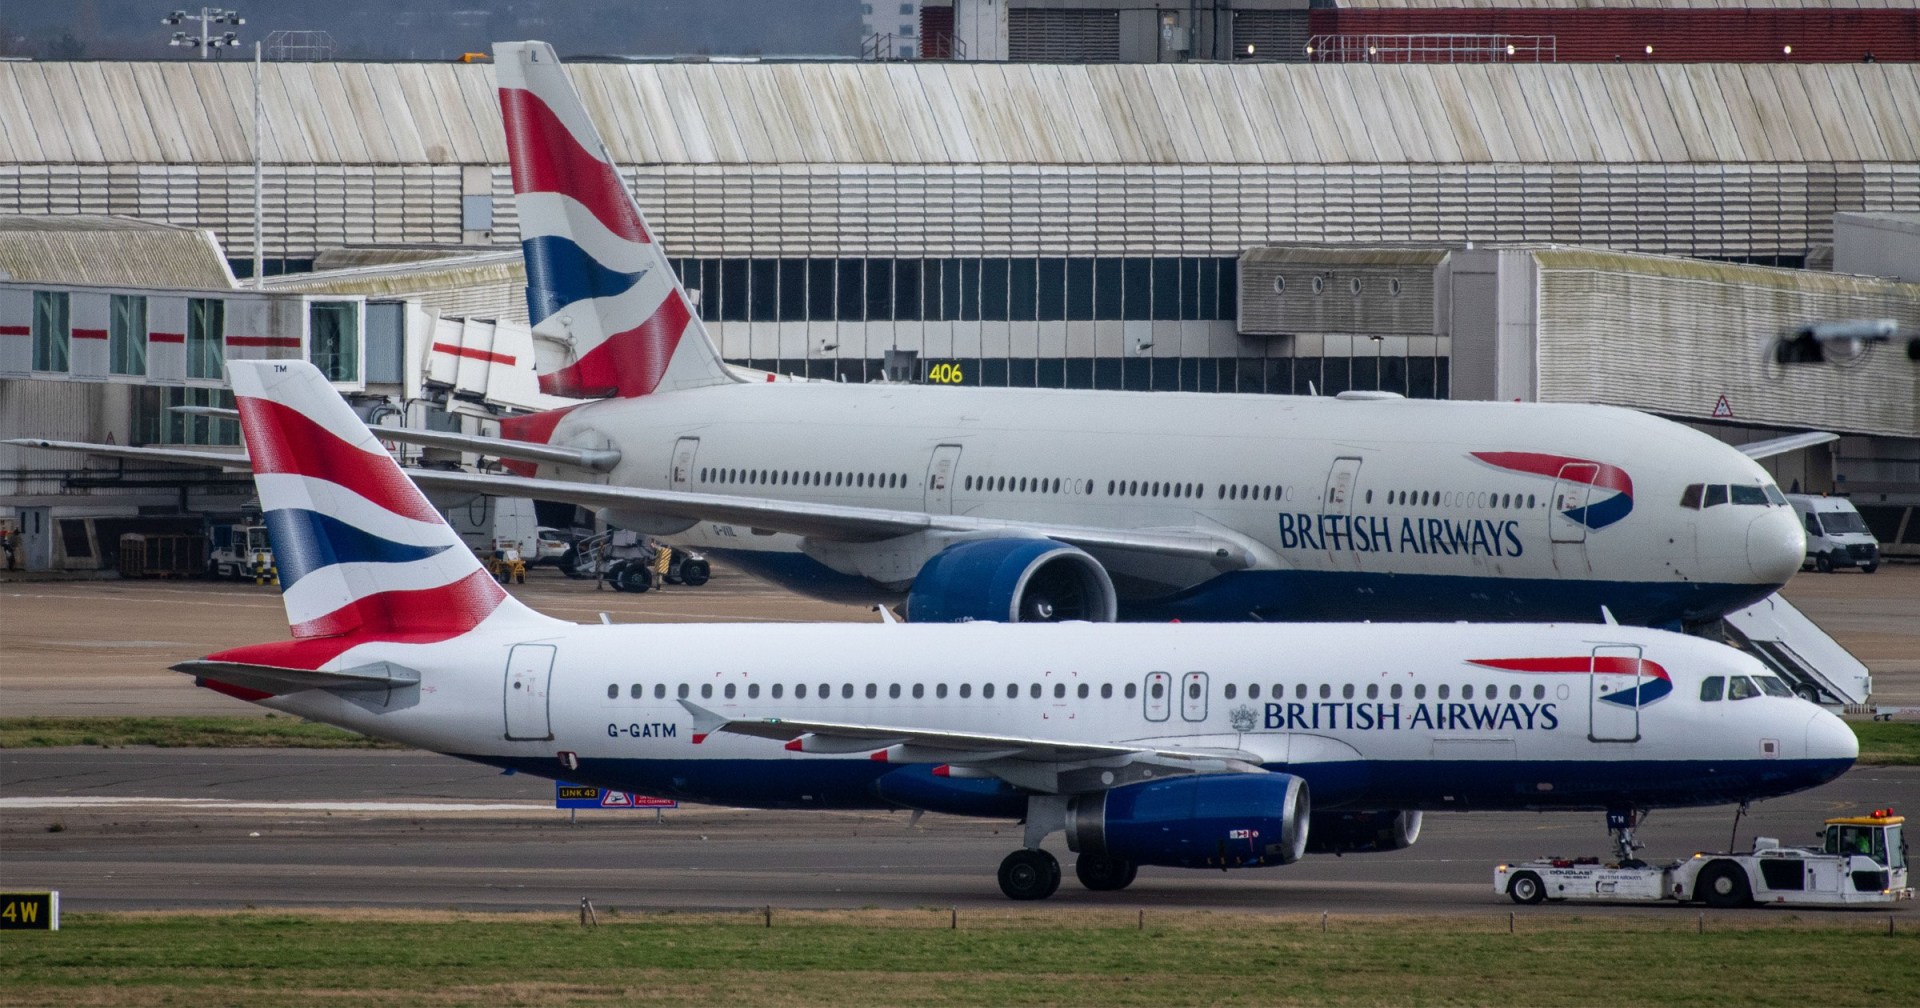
left=1739, top=431, right=1838, bottom=460
left=3, top=438, right=252, bottom=470
left=680, top=701, right=1263, bottom=795
left=6, top=438, right=1259, bottom=567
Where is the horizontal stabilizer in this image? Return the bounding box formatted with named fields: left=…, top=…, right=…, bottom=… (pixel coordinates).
left=1740, top=431, right=1838, bottom=460
left=172, top=659, right=422, bottom=696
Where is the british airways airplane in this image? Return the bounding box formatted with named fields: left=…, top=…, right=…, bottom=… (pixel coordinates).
left=366, top=41, right=1810, bottom=630
left=188, top=358, right=1856, bottom=900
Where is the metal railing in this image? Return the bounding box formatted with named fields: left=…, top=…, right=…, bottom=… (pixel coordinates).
left=1306, top=33, right=1556, bottom=64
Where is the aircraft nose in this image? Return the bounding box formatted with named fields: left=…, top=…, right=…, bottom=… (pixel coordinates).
left=1747, top=507, right=1804, bottom=583
left=1804, top=709, right=1859, bottom=765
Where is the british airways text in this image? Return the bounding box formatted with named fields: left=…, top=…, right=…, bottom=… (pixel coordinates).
left=1276, top=513, right=1525, bottom=558
left=1261, top=701, right=1560, bottom=732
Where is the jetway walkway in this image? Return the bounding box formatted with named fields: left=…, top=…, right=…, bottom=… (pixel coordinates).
left=1723, top=594, right=1872, bottom=708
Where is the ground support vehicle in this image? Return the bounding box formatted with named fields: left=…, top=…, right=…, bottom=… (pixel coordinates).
left=1788, top=494, right=1880, bottom=573
left=481, top=542, right=528, bottom=584
left=1498, top=810, right=1911, bottom=908
left=207, top=523, right=273, bottom=582
left=563, top=531, right=711, bottom=592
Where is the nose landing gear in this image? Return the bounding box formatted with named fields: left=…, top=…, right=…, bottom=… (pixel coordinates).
left=1607, top=808, right=1649, bottom=868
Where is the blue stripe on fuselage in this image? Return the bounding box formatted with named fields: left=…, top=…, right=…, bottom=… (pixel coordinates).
left=704, top=548, right=1781, bottom=626
left=522, top=235, right=649, bottom=325
left=452, top=753, right=1851, bottom=815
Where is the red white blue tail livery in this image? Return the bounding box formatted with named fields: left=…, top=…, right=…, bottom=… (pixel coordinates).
left=226, top=360, right=556, bottom=651
left=496, top=41, right=735, bottom=399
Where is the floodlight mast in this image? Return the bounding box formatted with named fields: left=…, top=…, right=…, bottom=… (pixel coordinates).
left=161, top=7, right=244, bottom=59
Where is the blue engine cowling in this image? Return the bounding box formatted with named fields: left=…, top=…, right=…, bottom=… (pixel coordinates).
left=1064, top=773, right=1310, bottom=870
left=905, top=538, right=1118, bottom=623
left=1304, top=809, right=1423, bottom=854
left=873, top=765, right=1028, bottom=819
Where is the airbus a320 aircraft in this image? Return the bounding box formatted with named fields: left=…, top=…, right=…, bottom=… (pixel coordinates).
left=405, top=41, right=1814, bottom=628
left=187, top=358, right=1856, bottom=900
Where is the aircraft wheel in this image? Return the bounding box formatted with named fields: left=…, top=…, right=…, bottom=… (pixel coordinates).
left=1507, top=871, right=1546, bottom=905
left=1074, top=854, right=1137, bottom=892
left=678, top=557, right=711, bottom=587
left=1815, top=553, right=1834, bottom=573
left=997, top=849, right=1061, bottom=901
left=1698, top=862, right=1751, bottom=908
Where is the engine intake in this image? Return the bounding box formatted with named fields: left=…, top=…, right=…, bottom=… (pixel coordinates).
left=1065, top=773, right=1310, bottom=870
left=906, top=538, right=1117, bottom=623
left=1304, top=809, right=1423, bottom=854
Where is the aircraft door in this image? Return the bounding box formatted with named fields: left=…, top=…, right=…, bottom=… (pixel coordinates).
left=1144, top=671, right=1171, bottom=722
left=504, top=643, right=557, bottom=741
left=924, top=444, right=962, bottom=514
left=669, top=437, right=699, bottom=492
left=1588, top=645, right=1644, bottom=743
left=1321, top=457, right=1363, bottom=570
left=1180, top=671, right=1209, bottom=722
left=1550, top=462, right=1596, bottom=574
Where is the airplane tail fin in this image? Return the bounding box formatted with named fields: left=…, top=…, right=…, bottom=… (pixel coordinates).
left=493, top=39, right=736, bottom=400
left=228, top=360, right=556, bottom=641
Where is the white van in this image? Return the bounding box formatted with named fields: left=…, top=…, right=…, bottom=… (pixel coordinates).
left=1787, top=494, right=1880, bottom=573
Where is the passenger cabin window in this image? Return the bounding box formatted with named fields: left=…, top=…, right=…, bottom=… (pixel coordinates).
left=1700, top=676, right=1724, bottom=702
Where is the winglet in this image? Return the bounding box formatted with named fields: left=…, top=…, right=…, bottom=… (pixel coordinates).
left=678, top=699, right=729, bottom=744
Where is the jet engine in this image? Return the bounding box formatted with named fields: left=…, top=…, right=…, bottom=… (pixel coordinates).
left=904, top=538, right=1118, bottom=623
left=1303, top=809, right=1424, bottom=854
left=1064, top=773, right=1310, bottom=870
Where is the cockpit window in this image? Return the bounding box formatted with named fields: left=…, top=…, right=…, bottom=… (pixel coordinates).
left=1727, top=675, right=1759, bottom=700
left=1730, top=485, right=1768, bottom=506
left=1680, top=484, right=1703, bottom=509
left=1754, top=676, right=1793, bottom=698
left=1764, top=485, right=1787, bottom=506
left=1700, top=676, right=1724, bottom=702
left=1703, top=485, right=1729, bottom=508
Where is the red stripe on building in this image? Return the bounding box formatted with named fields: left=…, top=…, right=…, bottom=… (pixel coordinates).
left=226, top=336, right=303, bottom=348
left=71, top=328, right=108, bottom=340
left=0, top=325, right=29, bottom=336
left=149, top=332, right=186, bottom=344
left=431, top=342, right=517, bottom=366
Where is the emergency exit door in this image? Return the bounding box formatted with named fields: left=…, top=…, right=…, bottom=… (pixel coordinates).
left=925, top=445, right=962, bottom=513
left=504, top=644, right=556, bottom=741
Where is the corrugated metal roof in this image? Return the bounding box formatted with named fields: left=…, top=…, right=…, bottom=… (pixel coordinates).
left=0, top=214, right=235, bottom=288
left=0, top=59, right=1913, bottom=167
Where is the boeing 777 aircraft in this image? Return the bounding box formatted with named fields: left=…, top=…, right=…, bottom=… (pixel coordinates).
left=8, top=41, right=1824, bottom=633
left=185, top=359, right=1855, bottom=900
left=436, top=42, right=1816, bottom=627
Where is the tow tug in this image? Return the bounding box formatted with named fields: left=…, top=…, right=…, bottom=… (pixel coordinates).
left=1497, top=808, right=1912, bottom=908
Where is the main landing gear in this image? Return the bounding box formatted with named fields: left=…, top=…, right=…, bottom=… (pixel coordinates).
left=995, top=796, right=1139, bottom=900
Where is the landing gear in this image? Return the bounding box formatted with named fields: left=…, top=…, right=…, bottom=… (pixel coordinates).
left=997, top=849, right=1062, bottom=901
left=1074, top=853, right=1137, bottom=891
left=1607, top=808, right=1648, bottom=868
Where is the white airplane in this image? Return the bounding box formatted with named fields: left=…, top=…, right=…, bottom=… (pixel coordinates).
left=446, top=41, right=1822, bottom=627
left=185, top=358, right=1857, bottom=900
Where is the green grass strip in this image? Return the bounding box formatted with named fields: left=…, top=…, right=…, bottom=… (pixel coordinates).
left=0, top=716, right=402, bottom=749
left=1851, top=720, right=1920, bottom=765
left=0, top=911, right=1914, bottom=1006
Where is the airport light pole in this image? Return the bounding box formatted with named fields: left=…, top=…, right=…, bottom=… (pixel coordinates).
left=162, top=7, right=245, bottom=59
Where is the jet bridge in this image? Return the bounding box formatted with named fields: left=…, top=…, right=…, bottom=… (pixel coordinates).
left=1723, top=593, right=1872, bottom=707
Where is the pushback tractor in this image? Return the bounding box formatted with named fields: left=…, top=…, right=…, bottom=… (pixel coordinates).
left=1497, top=809, right=1912, bottom=908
